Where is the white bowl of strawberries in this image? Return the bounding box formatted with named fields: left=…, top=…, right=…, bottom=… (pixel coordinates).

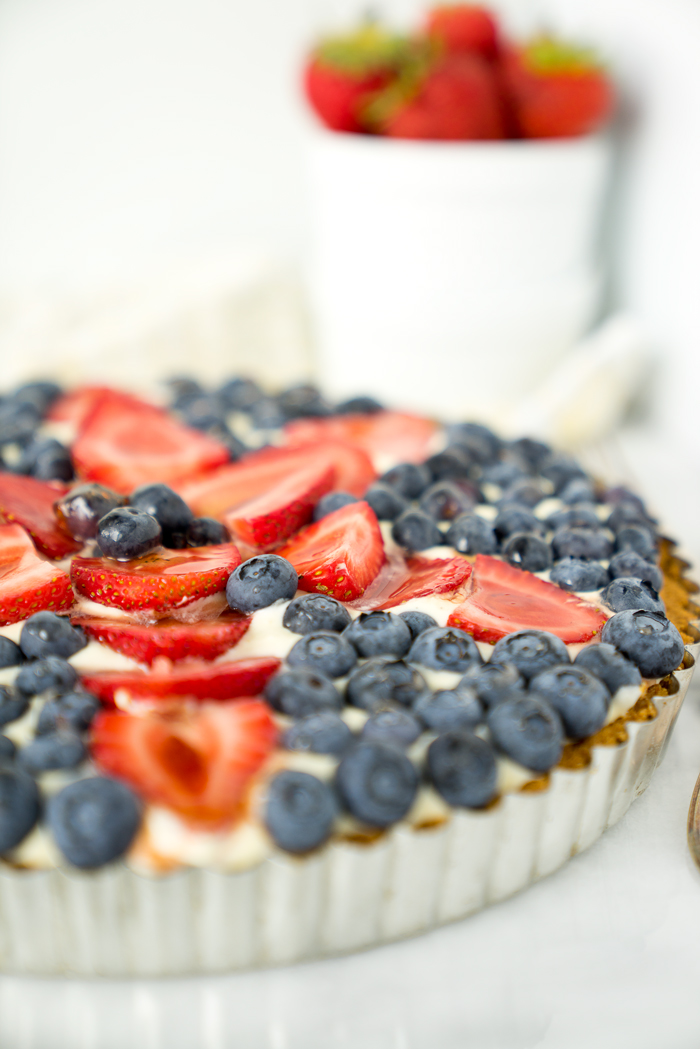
left=303, top=7, right=615, bottom=421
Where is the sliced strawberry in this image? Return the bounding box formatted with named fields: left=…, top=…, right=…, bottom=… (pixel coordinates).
left=373, top=556, right=472, bottom=610
left=91, top=698, right=277, bottom=827
left=447, top=554, right=607, bottom=644
left=71, top=390, right=230, bottom=493
left=222, top=462, right=334, bottom=549
left=81, top=657, right=281, bottom=705
left=70, top=544, right=241, bottom=615
left=73, top=611, right=251, bottom=666
left=0, top=472, right=81, bottom=559
left=276, top=501, right=385, bottom=601
left=0, top=523, right=74, bottom=625
left=47, top=386, right=145, bottom=431
left=284, top=411, right=439, bottom=465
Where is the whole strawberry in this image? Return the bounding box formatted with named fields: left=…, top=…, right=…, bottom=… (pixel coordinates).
left=502, top=36, right=615, bottom=139
left=303, top=24, right=411, bottom=133
left=425, top=5, right=501, bottom=61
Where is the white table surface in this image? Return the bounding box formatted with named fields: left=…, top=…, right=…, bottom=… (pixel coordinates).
left=1, top=426, right=699, bottom=1049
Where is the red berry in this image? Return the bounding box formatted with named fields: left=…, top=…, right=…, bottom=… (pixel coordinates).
left=0, top=471, right=82, bottom=559
left=73, top=611, right=252, bottom=665
left=80, top=657, right=282, bottom=705
left=0, top=523, right=74, bottom=625
left=284, top=411, right=439, bottom=466
left=425, top=5, right=501, bottom=61
left=222, top=462, right=334, bottom=549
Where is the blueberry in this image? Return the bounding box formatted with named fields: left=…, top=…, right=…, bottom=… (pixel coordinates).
left=601, top=610, right=685, bottom=678
left=608, top=551, right=663, bottom=592
left=343, top=611, right=411, bottom=658
left=15, top=657, right=78, bottom=696
left=444, top=513, right=497, bottom=555
left=347, top=658, right=429, bottom=711
left=509, top=437, right=551, bottom=471
left=448, top=422, right=501, bottom=464
left=186, top=517, right=230, bottom=546
left=500, top=477, right=547, bottom=508
left=19, top=731, right=86, bottom=774
left=459, top=661, right=524, bottom=709
left=398, top=610, right=438, bottom=640
left=283, top=594, right=351, bottom=635
left=312, top=491, right=358, bottom=521
left=605, top=486, right=649, bottom=514
left=365, top=483, right=409, bottom=521
left=284, top=712, right=354, bottom=756
left=574, top=643, right=642, bottom=695
left=180, top=394, right=228, bottom=432
left=607, top=501, right=652, bottom=533
left=0, top=737, right=15, bottom=761
left=335, top=395, right=383, bottom=414
left=218, top=430, right=248, bottom=462
left=278, top=384, right=330, bottom=419
left=494, top=505, right=544, bottom=542
left=427, top=730, right=498, bottom=808
left=13, top=381, right=62, bottom=414
left=0, top=766, right=40, bottom=852
left=481, top=461, right=525, bottom=489
left=55, top=483, right=127, bottom=540
left=218, top=376, right=263, bottom=412
left=614, top=525, right=657, bottom=561
left=420, top=481, right=476, bottom=521
left=540, top=454, right=588, bottom=494
left=36, top=691, right=101, bottom=735
left=250, top=397, right=286, bottom=429
left=96, top=507, right=162, bottom=560
left=0, top=686, right=29, bottom=725
left=501, top=532, right=553, bottom=573
left=413, top=686, right=483, bottom=731
left=47, top=776, right=141, bottom=868
left=226, top=554, right=298, bottom=613
left=551, top=528, right=613, bottom=561
left=336, top=742, right=418, bottom=827
left=0, top=636, right=23, bottom=668
left=380, top=462, right=431, bottom=499
left=490, top=630, right=569, bottom=681
left=287, top=631, right=357, bottom=678
left=426, top=447, right=472, bottom=482
left=529, top=665, right=609, bottom=739
left=361, top=709, right=422, bottom=748
left=165, top=376, right=204, bottom=409
left=559, top=478, right=596, bottom=505
left=264, top=668, right=342, bottom=717
left=487, top=695, right=564, bottom=771
left=550, top=558, right=609, bottom=592
left=601, top=577, right=664, bottom=614
left=264, top=770, right=336, bottom=853
left=407, top=627, right=482, bottom=673
left=18, top=437, right=73, bottom=482
left=130, top=483, right=194, bottom=543
left=19, top=612, right=87, bottom=660
left=391, top=509, right=442, bottom=550
left=0, top=400, right=41, bottom=445
left=546, top=505, right=601, bottom=532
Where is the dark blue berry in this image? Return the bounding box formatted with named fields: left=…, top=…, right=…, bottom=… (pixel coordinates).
left=343, top=611, right=411, bottom=659
left=264, top=770, right=335, bottom=853
left=365, top=484, right=409, bottom=521
left=552, top=527, right=612, bottom=561
left=481, top=460, right=525, bottom=489
left=494, top=505, right=544, bottom=542
left=55, top=483, right=126, bottom=540
left=13, top=381, right=62, bottom=414
left=18, top=731, right=86, bottom=774
left=0, top=737, right=15, bottom=761
left=550, top=558, right=609, bottom=592
left=218, top=377, right=263, bottom=412
left=413, top=686, right=483, bottom=732
left=407, top=627, right=482, bottom=673
left=426, top=447, right=472, bottom=481
left=398, top=610, right=438, bottom=640
left=0, top=400, right=41, bottom=445
left=573, top=643, right=642, bottom=695
left=264, top=669, right=342, bottom=717
left=427, top=730, right=497, bottom=808
left=47, top=777, right=141, bottom=868
left=36, top=691, right=100, bottom=735
left=0, top=686, right=29, bottom=726
left=96, top=507, right=162, bottom=560
left=186, top=517, right=230, bottom=546
left=361, top=709, right=422, bottom=748
left=529, top=666, right=609, bottom=739
left=336, top=742, right=418, bottom=827
left=18, top=437, right=73, bottom=481
left=283, top=594, right=351, bottom=635
left=250, top=397, right=286, bottom=429
left=601, top=610, right=685, bottom=678
left=490, top=630, right=569, bottom=681
left=391, top=509, right=442, bottom=550
left=226, top=554, right=298, bottom=613
left=499, top=477, right=546, bottom=508
left=287, top=631, right=357, bottom=678
left=488, top=695, right=564, bottom=771
left=15, top=657, right=78, bottom=696
left=180, top=394, right=228, bottom=432
left=501, top=532, right=553, bottom=572
left=460, top=661, right=524, bottom=709
left=420, top=481, right=476, bottom=520
left=509, top=437, right=551, bottom=470
left=19, top=612, right=86, bottom=660
left=347, top=658, right=429, bottom=711
left=448, top=423, right=501, bottom=464
left=0, top=636, right=23, bottom=668
left=607, top=500, right=652, bottom=533
left=284, top=712, right=354, bottom=756
left=601, top=577, right=664, bottom=614
left=165, top=376, right=203, bottom=409
left=335, top=395, right=383, bottom=414
left=278, top=384, right=330, bottom=419
left=380, top=462, right=431, bottom=499
left=559, top=478, right=596, bottom=505
left=444, top=513, right=497, bottom=555
left=608, top=551, right=663, bottom=592
left=0, top=766, right=40, bottom=852
left=130, top=483, right=194, bottom=542
left=614, top=525, right=657, bottom=561
left=312, top=491, right=358, bottom=521
left=540, top=454, right=587, bottom=494
left=546, top=505, right=601, bottom=532
left=219, top=430, right=248, bottom=462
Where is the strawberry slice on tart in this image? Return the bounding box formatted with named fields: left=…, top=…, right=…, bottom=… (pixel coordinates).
left=222, top=461, right=334, bottom=549
left=73, top=611, right=252, bottom=666
left=91, top=698, right=277, bottom=827
left=447, top=554, right=607, bottom=644
left=372, top=555, right=473, bottom=610
left=0, top=472, right=82, bottom=559
left=284, top=411, right=439, bottom=465
left=81, top=657, right=282, bottom=705
left=0, top=523, right=74, bottom=625
left=276, top=500, right=385, bottom=601
left=70, top=544, right=242, bottom=616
